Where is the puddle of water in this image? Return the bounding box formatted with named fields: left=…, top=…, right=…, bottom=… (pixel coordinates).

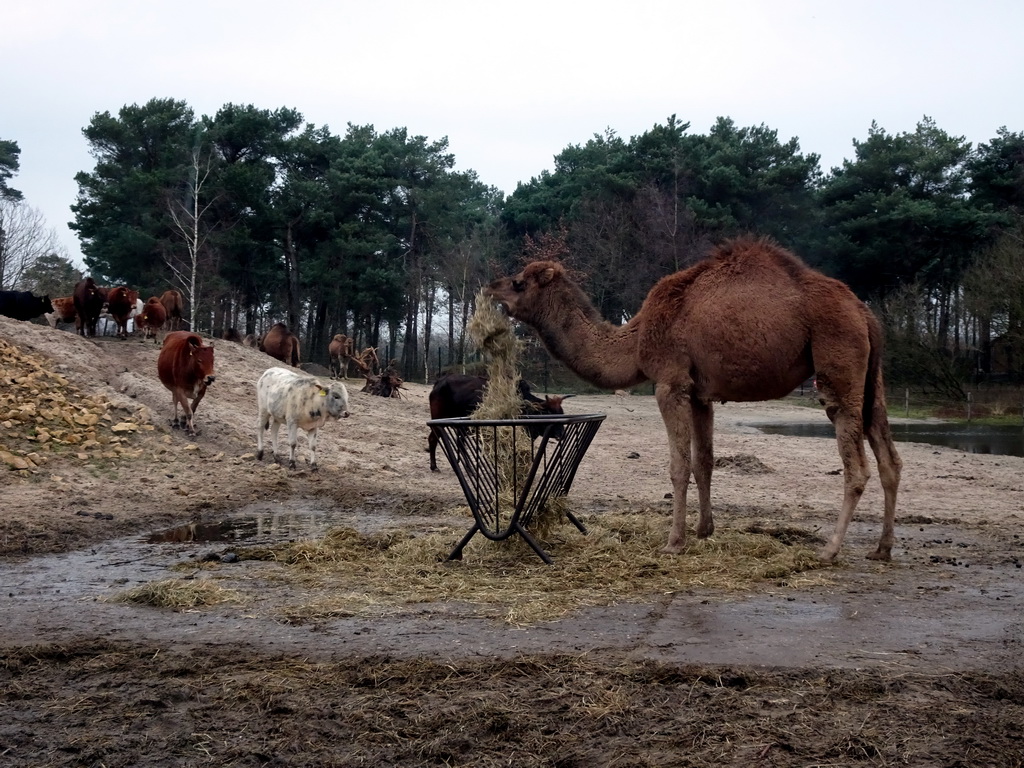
left=750, top=421, right=1024, bottom=457
left=143, top=501, right=452, bottom=547
left=146, top=508, right=332, bottom=544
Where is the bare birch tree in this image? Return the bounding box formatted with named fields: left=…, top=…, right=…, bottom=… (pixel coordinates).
left=167, top=146, right=218, bottom=330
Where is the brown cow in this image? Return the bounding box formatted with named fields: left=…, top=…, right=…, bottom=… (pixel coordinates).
left=137, top=297, right=167, bottom=342
left=427, top=374, right=570, bottom=471
left=328, top=333, right=354, bottom=378
left=45, top=297, right=76, bottom=328
left=106, top=286, right=139, bottom=339
left=260, top=322, right=300, bottom=366
left=160, top=290, right=184, bottom=331
left=157, top=331, right=215, bottom=436
left=73, top=278, right=106, bottom=337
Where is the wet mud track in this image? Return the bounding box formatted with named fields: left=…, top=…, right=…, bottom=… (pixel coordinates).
left=3, top=508, right=1024, bottom=766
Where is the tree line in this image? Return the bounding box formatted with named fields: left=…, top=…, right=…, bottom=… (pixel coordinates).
left=3, top=101, right=1023, bottom=390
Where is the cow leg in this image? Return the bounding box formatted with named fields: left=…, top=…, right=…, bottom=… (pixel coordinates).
left=256, top=411, right=269, bottom=460
left=267, top=421, right=282, bottom=464
left=181, top=396, right=198, bottom=436
left=189, top=387, right=208, bottom=426
left=307, top=428, right=319, bottom=470
left=172, top=392, right=194, bottom=433
left=286, top=420, right=300, bottom=469
left=428, top=428, right=440, bottom=471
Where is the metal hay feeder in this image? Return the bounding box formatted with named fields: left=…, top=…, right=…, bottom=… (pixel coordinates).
left=427, top=412, right=606, bottom=563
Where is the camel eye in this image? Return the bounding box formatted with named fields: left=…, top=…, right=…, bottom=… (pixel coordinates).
left=512, top=279, right=526, bottom=292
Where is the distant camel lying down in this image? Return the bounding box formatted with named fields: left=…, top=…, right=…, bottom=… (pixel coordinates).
left=484, top=236, right=903, bottom=563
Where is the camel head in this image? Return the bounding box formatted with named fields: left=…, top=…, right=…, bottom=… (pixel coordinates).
left=484, top=261, right=564, bottom=321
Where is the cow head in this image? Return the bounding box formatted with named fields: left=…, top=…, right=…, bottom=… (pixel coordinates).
left=187, top=336, right=216, bottom=385
left=319, top=381, right=350, bottom=420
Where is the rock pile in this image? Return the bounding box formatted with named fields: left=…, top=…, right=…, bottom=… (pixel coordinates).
left=0, top=337, right=152, bottom=476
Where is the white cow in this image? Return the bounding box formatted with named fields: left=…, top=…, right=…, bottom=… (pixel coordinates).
left=256, top=367, right=350, bottom=470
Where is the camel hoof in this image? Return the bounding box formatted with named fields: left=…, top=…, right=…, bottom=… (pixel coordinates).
left=659, top=542, right=685, bottom=555
left=696, top=525, right=715, bottom=539
left=818, top=548, right=839, bottom=564
left=865, top=549, right=892, bottom=562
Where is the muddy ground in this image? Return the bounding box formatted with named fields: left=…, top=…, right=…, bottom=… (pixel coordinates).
left=1, top=314, right=1023, bottom=767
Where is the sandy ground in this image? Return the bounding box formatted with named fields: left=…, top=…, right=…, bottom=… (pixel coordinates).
left=2, top=314, right=1023, bottom=767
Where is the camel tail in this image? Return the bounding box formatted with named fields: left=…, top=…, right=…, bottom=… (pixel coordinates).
left=863, top=311, right=886, bottom=431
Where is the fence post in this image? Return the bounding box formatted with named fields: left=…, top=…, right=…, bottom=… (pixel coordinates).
left=905, top=389, right=910, bottom=418
left=967, top=392, right=972, bottom=423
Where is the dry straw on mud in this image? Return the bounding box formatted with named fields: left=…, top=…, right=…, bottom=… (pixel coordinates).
left=107, top=578, right=242, bottom=610
left=238, top=514, right=829, bottom=627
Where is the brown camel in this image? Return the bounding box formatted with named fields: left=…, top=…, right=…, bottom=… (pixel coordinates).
left=328, top=333, right=355, bottom=379
left=260, top=322, right=300, bottom=367
left=484, top=236, right=903, bottom=563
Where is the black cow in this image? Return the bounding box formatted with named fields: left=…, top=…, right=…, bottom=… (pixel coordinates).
left=427, top=373, right=570, bottom=471
left=73, top=277, right=106, bottom=337
left=0, top=290, right=54, bottom=322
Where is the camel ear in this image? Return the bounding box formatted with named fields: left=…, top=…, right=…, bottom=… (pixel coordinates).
left=536, top=266, right=559, bottom=286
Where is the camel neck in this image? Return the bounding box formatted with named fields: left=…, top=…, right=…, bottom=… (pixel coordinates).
left=530, top=284, right=647, bottom=390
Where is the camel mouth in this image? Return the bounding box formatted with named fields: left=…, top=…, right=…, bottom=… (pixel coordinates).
left=488, top=298, right=510, bottom=314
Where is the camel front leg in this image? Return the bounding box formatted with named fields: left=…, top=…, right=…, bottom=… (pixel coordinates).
left=656, top=383, right=694, bottom=554
left=690, top=399, right=715, bottom=539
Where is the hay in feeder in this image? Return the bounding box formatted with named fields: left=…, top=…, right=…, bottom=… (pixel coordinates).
left=467, top=288, right=523, bottom=419
left=466, top=290, right=564, bottom=537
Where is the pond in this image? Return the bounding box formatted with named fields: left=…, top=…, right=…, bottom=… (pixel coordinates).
left=749, top=420, right=1024, bottom=457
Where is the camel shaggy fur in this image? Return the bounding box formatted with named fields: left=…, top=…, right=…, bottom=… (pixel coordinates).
left=484, top=236, right=903, bottom=563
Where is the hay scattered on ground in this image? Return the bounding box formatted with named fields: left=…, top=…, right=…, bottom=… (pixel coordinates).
left=106, top=578, right=243, bottom=610
left=238, top=514, right=830, bottom=626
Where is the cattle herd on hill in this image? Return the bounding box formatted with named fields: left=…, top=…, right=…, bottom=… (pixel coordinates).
left=0, top=277, right=429, bottom=469
left=3, top=278, right=573, bottom=473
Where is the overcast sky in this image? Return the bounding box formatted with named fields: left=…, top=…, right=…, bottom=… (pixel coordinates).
left=5, top=0, right=1024, bottom=270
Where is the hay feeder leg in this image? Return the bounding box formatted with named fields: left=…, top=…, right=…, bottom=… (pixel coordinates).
left=428, top=413, right=606, bottom=564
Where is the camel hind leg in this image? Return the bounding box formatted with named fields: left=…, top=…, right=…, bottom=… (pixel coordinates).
left=864, top=378, right=902, bottom=561
left=690, top=399, right=715, bottom=539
